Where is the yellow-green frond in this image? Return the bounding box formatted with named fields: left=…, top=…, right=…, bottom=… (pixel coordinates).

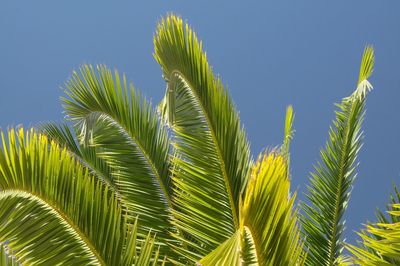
left=198, top=230, right=242, bottom=266
left=358, top=46, right=374, bottom=85
left=282, top=105, right=295, bottom=166
left=348, top=187, right=400, bottom=265
left=199, top=152, right=305, bottom=265
left=0, top=128, right=161, bottom=265
left=154, top=14, right=252, bottom=262
left=241, top=152, right=305, bottom=265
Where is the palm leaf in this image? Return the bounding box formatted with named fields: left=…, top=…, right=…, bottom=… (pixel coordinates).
left=241, top=152, right=305, bottom=265
left=154, top=15, right=252, bottom=261
left=200, top=152, right=305, bottom=265
left=40, top=122, right=114, bottom=189
left=61, top=65, right=174, bottom=247
left=0, top=128, right=160, bottom=265
left=347, top=186, right=400, bottom=265
left=347, top=204, right=400, bottom=265
left=282, top=105, right=294, bottom=160
left=376, top=186, right=400, bottom=224
left=198, top=230, right=242, bottom=266
left=300, top=46, right=374, bottom=266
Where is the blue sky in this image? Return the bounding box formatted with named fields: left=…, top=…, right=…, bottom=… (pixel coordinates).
left=1, top=1, right=399, bottom=245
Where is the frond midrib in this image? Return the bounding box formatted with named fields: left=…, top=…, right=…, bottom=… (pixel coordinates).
left=243, top=226, right=261, bottom=265
left=169, top=69, right=239, bottom=229
left=1, top=189, right=105, bottom=266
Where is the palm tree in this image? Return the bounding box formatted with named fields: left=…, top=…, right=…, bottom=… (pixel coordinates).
left=1, top=14, right=396, bottom=266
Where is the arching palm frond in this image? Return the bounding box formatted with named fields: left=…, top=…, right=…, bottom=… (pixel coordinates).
left=154, top=15, right=252, bottom=261
left=0, top=128, right=161, bottom=265
left=300, top=46, right=374, bottom=266
left=200, top=152, right=305, bottom=265
left=61, top=66, right=174, bottom=249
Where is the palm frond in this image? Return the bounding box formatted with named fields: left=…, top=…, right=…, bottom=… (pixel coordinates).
left=61, top=65, right=174, bottom=246
left=300, top=46, right=374, bottom=266
left=199, top=152, right=305, bottom=265
left=40, top=122, right=114, bottom=188
left=198, top=230, right=242, bottom=266
left=241, top=152, right=305, bottom=265
left=282, top=105, right=294, bottom=158
left=154, top=15, right=252, bottom=261
left=281, top=105, right=295, bottom=172
left=347, top=186, right=400, bottom=265
left=0, top=128, right=160, bottom=265
left=376, top=186, right=400, bottom=224
left=347, top=204, right=400, bottom=266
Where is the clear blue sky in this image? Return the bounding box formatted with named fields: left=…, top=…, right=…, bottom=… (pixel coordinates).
left=1, top=1, right=399, bottom=245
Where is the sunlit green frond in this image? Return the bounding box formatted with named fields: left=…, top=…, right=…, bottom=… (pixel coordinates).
left=301, top=46, right=374, bottom=266
left=124, top=220, right=166, bottom=266
left=347, top=186, right=400, bottom=265
left=0, top=128, right=160, bottom=265
left=347, top=204, right=400, bottom=266
left=0, top=191, right=103, bottom=265
left=376, top=186, right=400, bottom=224
left=154, top=14, right=252, bottom=261
left=40, top=122, right=114, bottom=188
left=241, top=152, right=305, bottom=265
left=199, top=152, right=305, bottom=265
left=61, top=65, right=174, bottom=246
left=282, top=105, right=294, bottom=159
left=198, top=230, right=242, bottom=266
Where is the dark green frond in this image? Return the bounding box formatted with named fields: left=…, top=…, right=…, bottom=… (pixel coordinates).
left=61, top=65, right=174, bottom=247
left=301, top=47, right=374, bottom=266
left=154, top=14, right=252, bottom=261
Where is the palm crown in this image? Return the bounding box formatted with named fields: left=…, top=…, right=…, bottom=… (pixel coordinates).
left=0, top=14, right=398, bottom=266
